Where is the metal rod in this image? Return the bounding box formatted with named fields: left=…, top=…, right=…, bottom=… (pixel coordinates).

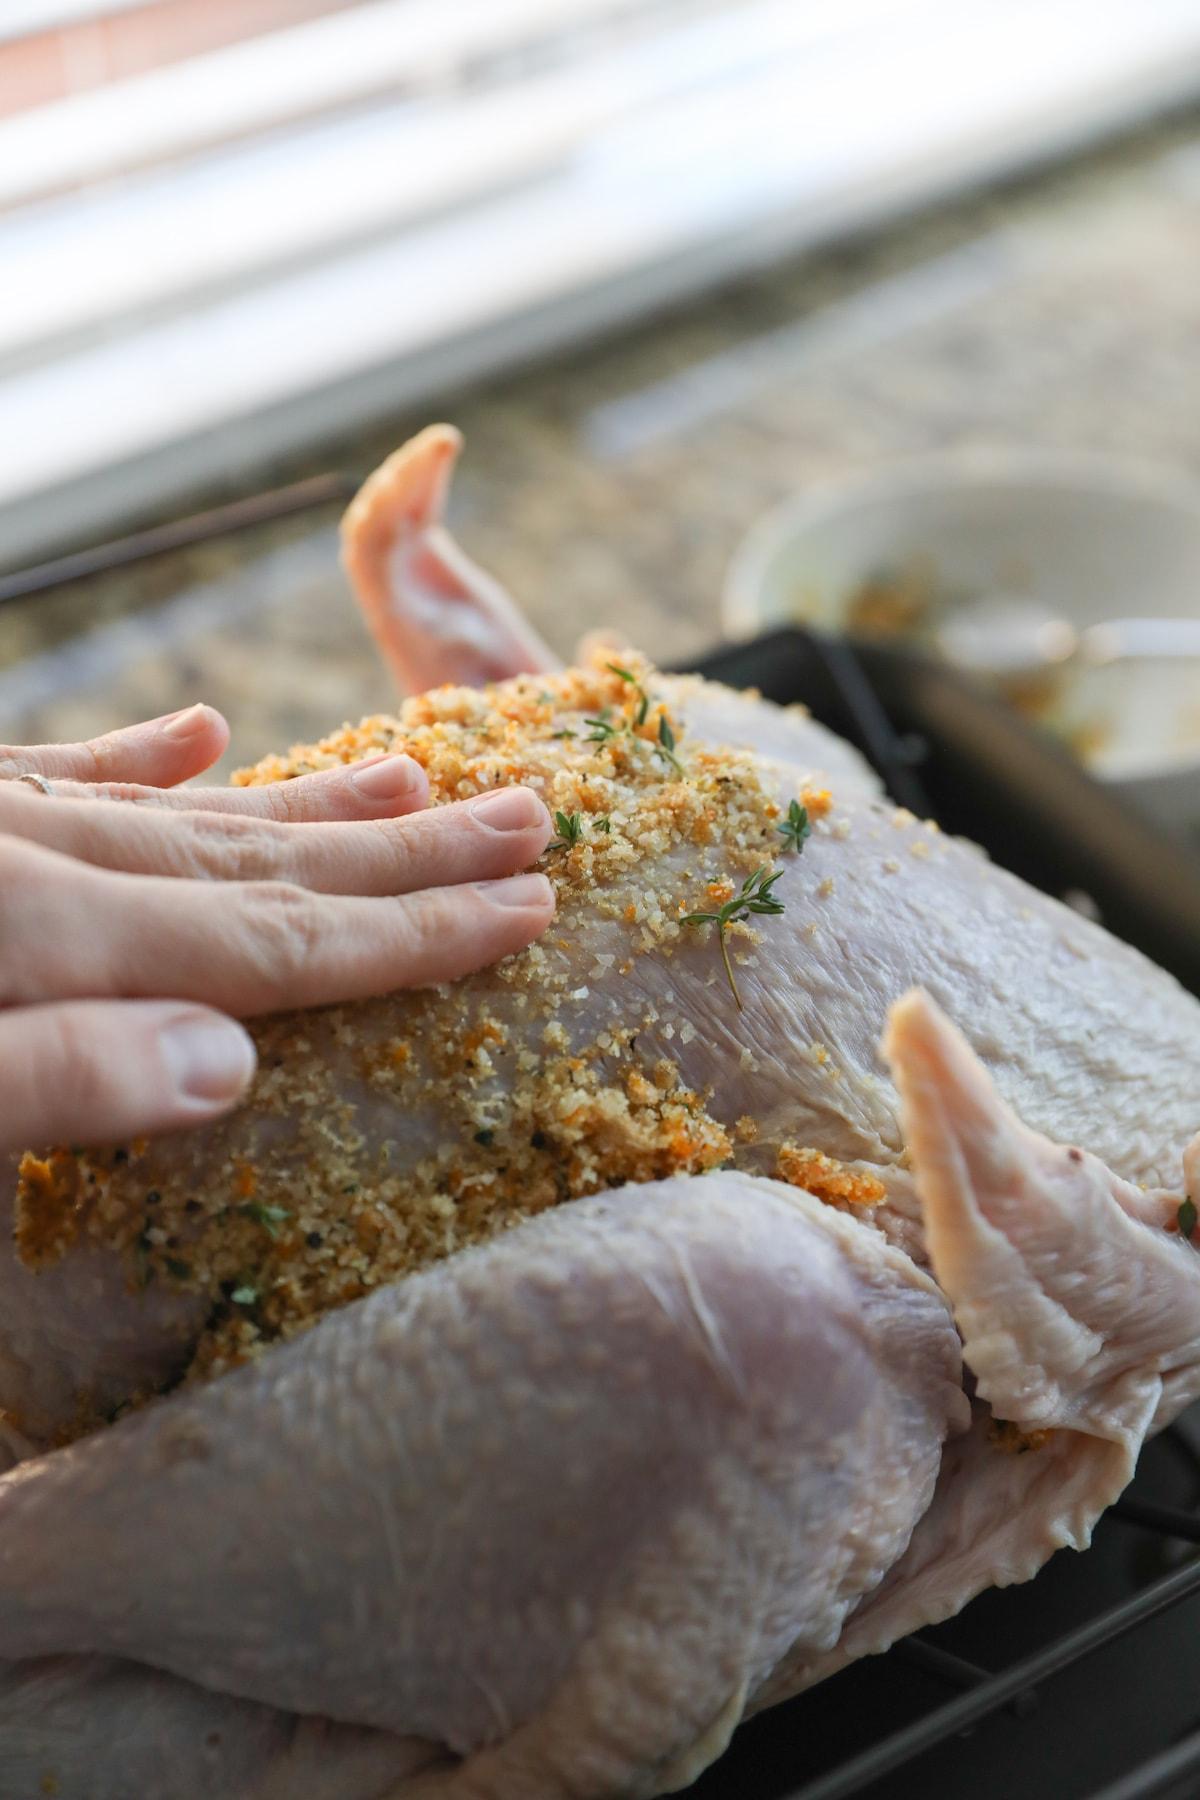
left=811, top=631, right=933, bottom=816
left=783, top=1558, right=1200, bottom=1800
left=1084, top=1728, right=1200, bottom=1800
left=895, top=1637, right=1038, bottom=1721
left=894, top=1637, right=990, bottom=1691
left=1110, top=1496, right=1200, bottom=1543
left=1161, top=1408, right=1200, bottom=1477
left=0, top=471, right=359, bottom=604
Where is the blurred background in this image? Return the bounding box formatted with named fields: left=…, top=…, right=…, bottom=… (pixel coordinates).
left=2, top=0, right=1200, bottom=805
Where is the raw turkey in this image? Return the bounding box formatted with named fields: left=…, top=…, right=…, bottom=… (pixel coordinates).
left=3, top=426, right=1200, bottom=1800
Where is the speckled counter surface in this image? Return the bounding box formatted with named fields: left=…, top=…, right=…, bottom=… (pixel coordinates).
left=2, top=114, right=1199, bottom=775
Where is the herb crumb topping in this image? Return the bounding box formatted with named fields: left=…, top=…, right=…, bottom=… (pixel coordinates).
left=14, top=648, right=850, bottom=1416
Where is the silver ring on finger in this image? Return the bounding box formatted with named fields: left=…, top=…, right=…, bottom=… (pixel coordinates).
left=14, top=772, right=54, bottom=795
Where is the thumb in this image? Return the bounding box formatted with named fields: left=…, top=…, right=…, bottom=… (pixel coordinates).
left=0, top=1001, right=256, bottom=1154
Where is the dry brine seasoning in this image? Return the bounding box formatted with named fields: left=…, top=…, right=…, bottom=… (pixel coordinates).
left=14, top=651, right=852, bottom=1418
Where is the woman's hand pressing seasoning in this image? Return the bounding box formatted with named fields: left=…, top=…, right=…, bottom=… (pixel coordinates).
left=0, top=705, right=553, bottom=1153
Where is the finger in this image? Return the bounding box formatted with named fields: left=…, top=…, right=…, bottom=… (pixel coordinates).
left=0, top=1001, right=255, bottom=1154
left=16, top=752, right=431, bottom=821
left=1, top=838, right=556, bottom=1015
left=0, top=781, right=550, bottom=895
left=0, top=705, right=228, bottom=788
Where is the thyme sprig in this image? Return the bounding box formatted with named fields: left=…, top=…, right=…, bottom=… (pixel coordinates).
left=584, top=709, right=618, bottom=743
left=556, top=661, right=686, bottom=778
left=603, top=662, right=683, bottom=775
left=548, top=810, right=616, bottom=852
left=682, top=866, right=785, bottom=1010
left=777, top=798, right=811, bottom=854
left=606, top=663, right=651, bottom=727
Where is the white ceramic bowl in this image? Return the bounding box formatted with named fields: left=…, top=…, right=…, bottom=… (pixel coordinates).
left=723, top=451, right=1200, bottom=840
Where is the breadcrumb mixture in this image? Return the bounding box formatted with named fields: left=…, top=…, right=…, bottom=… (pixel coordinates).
left=775, top=1145, right=886, bottom=1210
left=15, top=651, right=852, bottom=1401
left=988, top=1418, right=1052, bottom=1455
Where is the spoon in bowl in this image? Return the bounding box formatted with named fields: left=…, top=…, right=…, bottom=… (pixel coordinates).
left=936, top=596, right=1200, bottom=680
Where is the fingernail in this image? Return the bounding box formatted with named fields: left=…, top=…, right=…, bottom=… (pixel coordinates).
left=477, top=873, right=555, bottom=910
left=160, top=1013, right=256, bottom=1104
left=350, top=755, right=426, bottom=801
left=159, top=704, right=211, bottom=742
left=470, top=788, right=548, bottom=833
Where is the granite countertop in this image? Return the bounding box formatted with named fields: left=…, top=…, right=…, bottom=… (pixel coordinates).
left=2, top=112, right=1199, bottom=777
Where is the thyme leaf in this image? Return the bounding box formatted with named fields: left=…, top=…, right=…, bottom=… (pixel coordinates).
left=656, top=712, right=684, bottom=776
left=241, top=1202, right=290, bottom=1238
left=1179, top=1196, right=1197, bottom=1241
left=777, top=798, right=811, bottom=854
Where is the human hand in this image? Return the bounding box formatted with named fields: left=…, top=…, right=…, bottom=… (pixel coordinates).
left=0, top=705, right=553, bottom=1153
